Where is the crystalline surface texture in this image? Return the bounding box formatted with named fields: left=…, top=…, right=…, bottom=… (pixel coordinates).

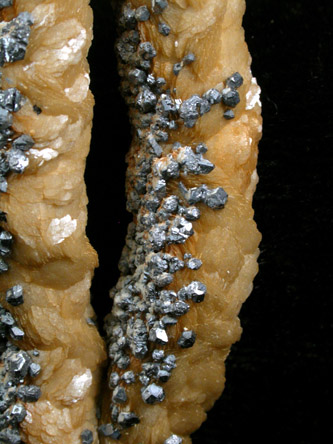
left=100, top=0, right=262, bottom=443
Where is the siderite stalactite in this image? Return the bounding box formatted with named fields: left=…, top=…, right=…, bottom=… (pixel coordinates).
left=99, top=1, right=262, bottom=443
left=0, top=8, right=42, bottom=444
left=0, top=1, right=105, bottom=443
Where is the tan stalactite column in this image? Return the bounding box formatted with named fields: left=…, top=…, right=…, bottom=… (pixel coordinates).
left=0, top=1, right=106, bottom=444
left=101, top=1, right=262, bottom=443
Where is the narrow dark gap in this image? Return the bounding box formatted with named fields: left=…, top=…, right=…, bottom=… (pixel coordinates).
left=86, top=0, right=132, bottom=333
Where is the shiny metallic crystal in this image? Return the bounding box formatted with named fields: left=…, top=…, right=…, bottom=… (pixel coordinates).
left=172, top=300, right=190, bottom=316
left=152, top=349, right=165, bottom=361
left=119, top=5, right=136, bottom=30
left=178, top=147, right=215, bottom=175
left=157, top=369, right=171, bottom=382
left=0, top=108, right=13, bottom=130
left=110, top=404, right=119, bottom=422
left=203, top=88, right=222, bottom=105
left=223, top=109, right=235, bottom=120
left=182, top=52, right=196, bottom=65
left=146, top=73, right=156, bottom=87
left=195, top=142, right=208, bottom=154
left=33, top=104, right=42, bottom=115
left=147, top=133, right=163, bottom=156
left=0, top=88, right=25, bottom=113
left=179, top=95, right=202, bottom=127
left=5, top=285, right=24, bottom=307
left=117, top=411, right=140, bottom=428
left=128, top=68, right=147, bottom=85
left=149, top=224, right=167, bottom=251
left=198, top=97, right=211, bottom=115
left=7, top=148, right=29, bottom=174
left=142, top=362, right=160, bottom=377
left=9, top=326, right=24, bottom=341
left=178, top=330, right=196, bottom=348
left=0, top=13, right=43, bottom=442
left=112, top=386, right=128, bottom=404
left=157, top=94, right=177, bottom=115
left=0, top=242, right=10, bottom=257
left=181, top=206, right=200, bottom=221
left=1, top=311, right=14, bottom=326
left=116, top=354, right=130, bottom=370
left=167, top=217, right=193, bottom=244
left=167, top=256, right=184, bottom=273
left=160, top=315, right=177, bottom=326
left=138, top=42, right=157, bottom=61
left=154, top=129, right=169, bottom=142
left=0, top=230, right=12, bottom=249
left=7, top=403, right=26, bottom=425
left=5, top=351, right=31, bottom=384
left=152, top=0, right=168, bottom=14
left=179, top=183, right=207, bottom=204
left=226, top=71, right=244, bottom=89
left=186, top=258, right=202, bottom=270
left=157, top=157, right=180, bottom=179
left=0, top=1, right=13, bottom=9
left=0, top=428, right=21, bottom=444
left=173, top=62, right=182, bottom=76
left=186, top=281, right=207, bottom=302
left=0, top=130, right=10, bottom=149
left=163, top=354, right=176, bottom=370
left=128, top=317, right=148, bottom=358
left=156, top=77, right=166, bottom=89
left=164, top=434, right=183, bottom=444
left=139, top=373, right=150, bottom=386
left=12, top=134, right=34, bottom=151
left=136, top=88, right=157, bottom=113
left=16, top=385, right=41, bottom=403
left=158, top=22, right=171, bottom=36
left=0, top=257, right=9, bottom=272
left=0, top=12, right=34, bottom=67
left=148, top=253, right=169, bottom=274
left=0, top=153, right=9, bottom=174
left=28, top=362, right=41, bottom=378
left=121, top=370, right=136, bottom=384
left=221, top=87, right=240, bottom=108
left=141, top=383, right=165, bottom=404
left=80, top=429, right=93, bottom=444
left=204, top=186, right=228, bottom=209
left=153, top=178, right=167, bottom=198
left=149, top=326, right=168, bottom=344
left=98, top=423, right=121, bottom=439
left=135, top=5, right=150, bottom=22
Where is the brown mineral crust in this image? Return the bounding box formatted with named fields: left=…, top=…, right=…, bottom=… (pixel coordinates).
left=0, top=1, right=106, bottom=443
left=101, top=1, right=261, bottom=443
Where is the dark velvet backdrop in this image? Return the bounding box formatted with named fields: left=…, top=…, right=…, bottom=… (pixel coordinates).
left=86, top=1, right=333, bottom=442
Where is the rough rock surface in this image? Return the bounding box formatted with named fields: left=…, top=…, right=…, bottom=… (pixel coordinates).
left=0, top=1, right=106, bottom=444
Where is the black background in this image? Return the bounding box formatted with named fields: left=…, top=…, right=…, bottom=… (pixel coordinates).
left=86, top=1, right=333, bottom=443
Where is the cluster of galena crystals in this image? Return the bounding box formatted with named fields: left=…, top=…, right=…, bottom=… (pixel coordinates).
left=0, top=5, right=41, bottom=444
left=100, top=1, right=243, bottom=442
